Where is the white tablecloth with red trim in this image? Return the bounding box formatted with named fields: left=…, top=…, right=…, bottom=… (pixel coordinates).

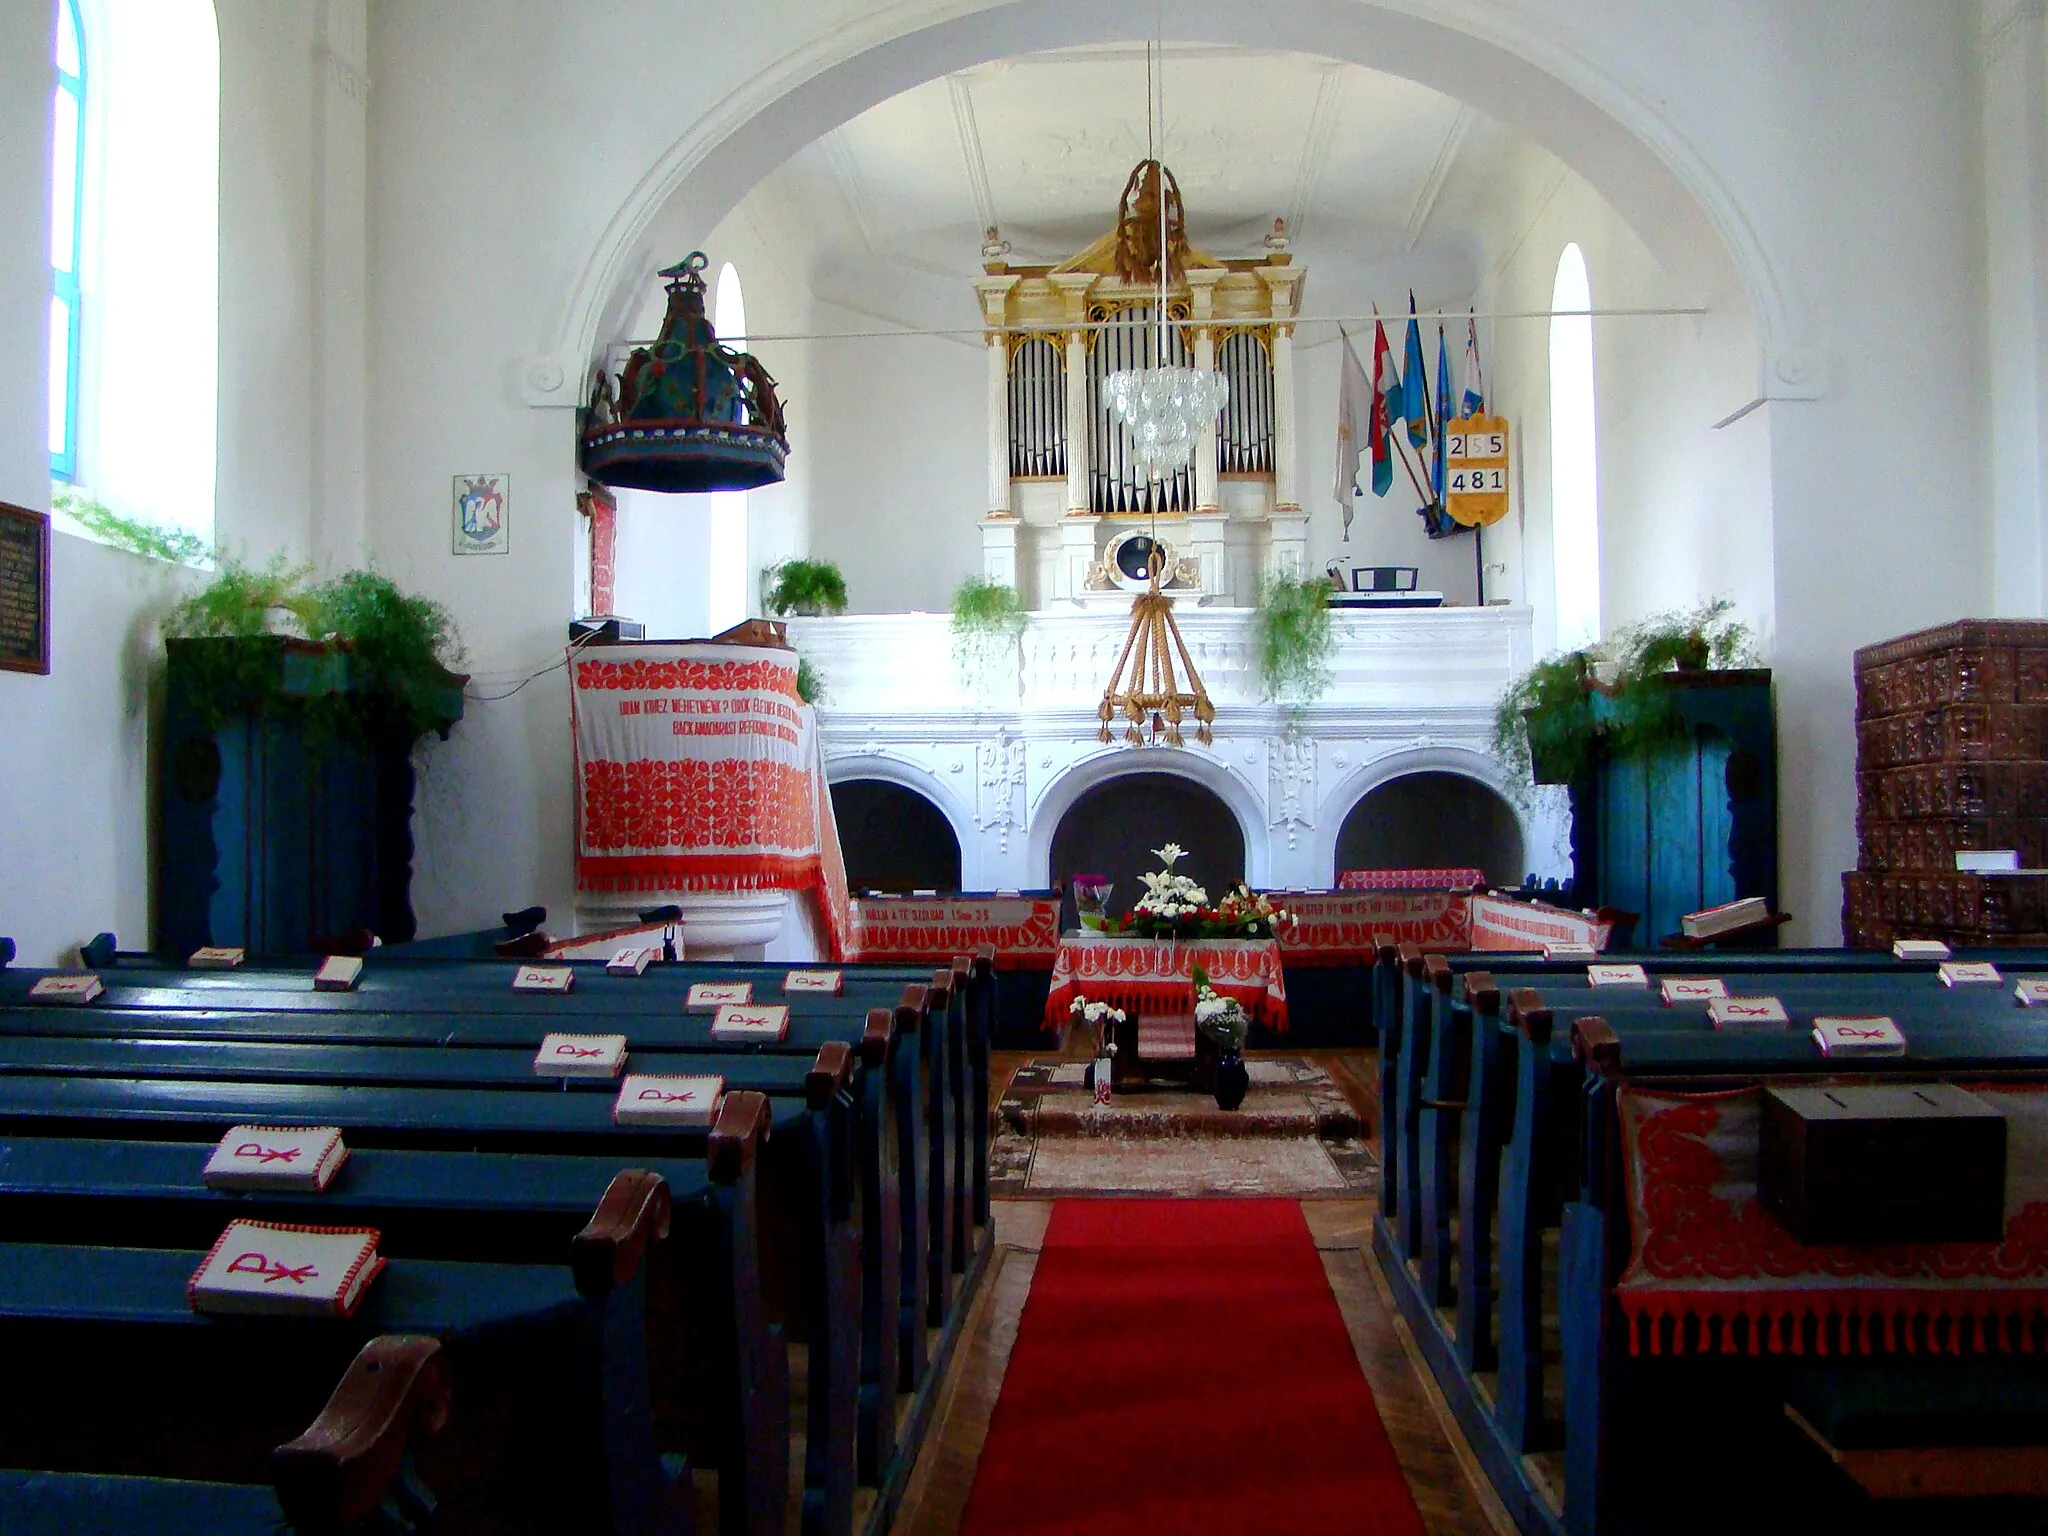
left=848, top=895, right=1060, bottom=969
left=1042, top=933, right=1288, bottom=1031
left=1337, top=867, right=1486, bottom=891
left=570, top=641, right=850, bottom=959
left=1271, top=891, right=1471, bottom=965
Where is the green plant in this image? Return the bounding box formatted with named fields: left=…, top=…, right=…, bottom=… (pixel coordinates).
left=1252, top=574, right=1337, bottom=704
left=163, top=558, right=463, bottom=744
left=763, top=558, right=848, bottom=617
left=54, top=489, right=212, bottom=567
left=796, top=654, right=824, bottom=704
left=1491, top=598, right=1758, bottom=787
left=950, top=577, right=1028, bottom=687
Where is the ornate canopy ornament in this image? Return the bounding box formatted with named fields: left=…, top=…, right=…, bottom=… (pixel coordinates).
left=581, top=252, right=789, bottom=494
left=1098, top=546, right=1216, bottom=748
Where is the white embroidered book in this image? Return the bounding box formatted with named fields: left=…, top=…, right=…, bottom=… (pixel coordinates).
left=313, top=956, right=363, bottom=992
left=711, top=1004, right=790, bottom=1043
left=1939, top=961, right=2002, bottom=987
left=613, top=1074, right=723, bottom=1128
left=1660, top=977, right=1728, bottom=1005
left=1680, top=897, right=1771, bottom=939
left=1708, top=996, right=1790, bottom=1030
left=607, top=947, right=655, bottom=978
left=189, top=1221, right=384, bottom=1318
left=1813, top=1016, right=1907, bottom=1057
left=203, top=1126, right=350, bottom=1192
left=1588, top=964, right=1649, bottom=988
left=687, top=982, right=752, bottom=1011
left=512, top=964, right=574, bottom=994
left=1892, top=939, right=1952, bottom=962
left=783, top=970, right=843, bottom=996
left=2015, top=978, right=2048, bottom=1007
left=189, top=946, right=246, bottom=969
left=1544, top=942, right=1598, bottom=960
left=533, top=1033, right=628, bottom=1078
left=28, top=974, right=103, bottom=1005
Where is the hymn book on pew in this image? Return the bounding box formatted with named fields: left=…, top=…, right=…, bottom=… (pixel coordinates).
left=614, top=1074, right=723, bottom=1127
left=1708, top=996, right=1790, bottom=1030
left=27, top=973, right=103, bottom=1005
left=607, top=946, right=655, bottom=977
left=1588, top=963, right=1648, bottom=987
left=2017, top=979, right=2048, bottom=1007
left=203, top=1126, right=350, bottom=1192
left=711, top=1004, right=790, bottom=1043
left=687, top=982, right=752, bottom=1011
left=1543, top=941, right=1598, bottom=960
left=313, top=955, right=363, bottom=992
left=1892, top=938, right=1952, bottom=961
left=1679, top=896, right=1771, bottom=939
left=1660, top=977, right=1728, bottom=1005
left=189, top=1222, right=385, bottom=1319
left=1812, top=1016, right=1907, bottom=1057
left=513, top=964, right=575, bottom=994
left=189, top=946, right=247, bottom=969
left=1940, top=960, right=2003, bottom=987
left=784, top=969, right=844, bottom=996
left=534, top=1033, right=629, bottom=1078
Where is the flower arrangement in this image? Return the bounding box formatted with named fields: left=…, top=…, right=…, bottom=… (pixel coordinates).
left=1072, top=873, right=1114, bottom=931
left=1112, top=844, right=1294, bottom=940
left=1068, top=995, right=1126, bottom=1056
left=1191, top=962, right=1247, bottom=1052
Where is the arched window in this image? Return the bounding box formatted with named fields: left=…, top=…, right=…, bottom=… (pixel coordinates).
left=1549, top=243, right=1600, bottom=650
left=48, top=0, right=85, bottom=480
left=707, top=262, right=749, bottom=632
left=56, top=0, right=218, bottom=543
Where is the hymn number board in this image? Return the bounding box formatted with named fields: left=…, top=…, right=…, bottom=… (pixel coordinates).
left=1443, top=415, right=1510, bottom=528
left=0, top=502, right=51, bottom=675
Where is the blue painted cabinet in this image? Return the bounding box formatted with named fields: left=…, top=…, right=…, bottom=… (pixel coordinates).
left=156, top=638, right=463, bottom=956
left=1568, top=669, right=1777, bottom=945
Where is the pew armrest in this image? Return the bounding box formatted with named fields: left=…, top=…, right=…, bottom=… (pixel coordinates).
left=807, top=1041, right=854, bottom=1109
left=709, top=1090, right=771, bottom=1184
left=859, top=1007, right=895, bottom=1067
left=572, top=1169, right=672, bottom=1298
left=271, top=1334, right=452, bottom=1533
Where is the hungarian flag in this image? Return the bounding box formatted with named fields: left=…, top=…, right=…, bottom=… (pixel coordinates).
left=1462, top=311, right=1486, bottom=416
left=1370, top=318, right=1398, bottom=497
left=1402, top=293, right=1429, bottom=449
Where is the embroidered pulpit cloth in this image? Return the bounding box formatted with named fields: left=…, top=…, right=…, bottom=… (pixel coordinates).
left=1614, top=1083, right=2048, bottom=1356
left=848, top=894, right=1061, bottom=969
left=1271, top=890, right=1469, bottom=965
left=1337, top=867, right=1486, bottom=891
left=1043, top=933, right=1288, bottom=1031
left=571, top=641, right=850, bottom=959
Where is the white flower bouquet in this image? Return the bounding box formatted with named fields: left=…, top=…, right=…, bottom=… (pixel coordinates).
left=1190, top=961, right=1248, bottom=1052
left=1069, top=994, right=1126, bottom=1055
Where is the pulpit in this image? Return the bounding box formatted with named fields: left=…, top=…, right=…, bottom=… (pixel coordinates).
left=569, top=625, right=848, bottom=959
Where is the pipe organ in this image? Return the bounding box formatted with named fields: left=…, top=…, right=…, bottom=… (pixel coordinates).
left=976, top=220, right=1306, bottom=609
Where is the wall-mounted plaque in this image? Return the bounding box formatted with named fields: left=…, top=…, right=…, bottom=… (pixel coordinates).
left=0, top=502, right=51, bottom=675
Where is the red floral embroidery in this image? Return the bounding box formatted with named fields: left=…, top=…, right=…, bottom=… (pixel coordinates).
left=574, top=658, right=799, bottom=698
left=580, top=758, right=816, bottom=852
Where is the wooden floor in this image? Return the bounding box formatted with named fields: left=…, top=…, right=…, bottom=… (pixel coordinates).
left=893, top=1048, right=1510, bottom=1534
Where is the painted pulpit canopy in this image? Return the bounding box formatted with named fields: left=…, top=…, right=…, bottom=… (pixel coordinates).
left=581, top=251, right=789, bottom=493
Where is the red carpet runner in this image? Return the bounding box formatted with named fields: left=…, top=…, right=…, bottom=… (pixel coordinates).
left=959, top=1199, right=1427, bottom=1534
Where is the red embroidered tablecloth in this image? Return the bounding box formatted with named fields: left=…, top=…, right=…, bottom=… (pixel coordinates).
left=1467, top=893, right=1612, bottom=951
left=570, top=641, right=850, bottom=959
left=1337, top=867, right=1486, bottom=891
left=847, top=895, right=1061, bottom=969
left=1043, top=934, right=1288, bottom=1031
left=1269, top=891, right=1470, bottom=966
left=1614, top=1082, right=2048, bottom=1356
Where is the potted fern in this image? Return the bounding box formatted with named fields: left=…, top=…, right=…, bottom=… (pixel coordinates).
left=763, top=558, right=848, bottom=617
left=950, top=576, right=1028, bottom=693
left=1253, top=574, right=1337, bottom=704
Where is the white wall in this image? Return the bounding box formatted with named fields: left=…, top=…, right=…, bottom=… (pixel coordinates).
left=0, top=0, right=327, bottom=965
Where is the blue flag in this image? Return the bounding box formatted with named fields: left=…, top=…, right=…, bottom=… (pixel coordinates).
left=1402, top=294, right=1428, bottom=449
left=1432, top=325, right=1452, bottom=501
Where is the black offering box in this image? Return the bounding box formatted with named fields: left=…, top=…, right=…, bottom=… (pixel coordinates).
left=1759, top=1082, right=2006, bottom=1244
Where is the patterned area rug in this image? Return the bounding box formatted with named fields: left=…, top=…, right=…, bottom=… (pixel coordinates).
left=990, top=1057, right=1379, bottom=1198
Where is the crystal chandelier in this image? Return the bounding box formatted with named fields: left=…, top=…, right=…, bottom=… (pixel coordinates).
left=1100, top=364, right=1230, bottom=482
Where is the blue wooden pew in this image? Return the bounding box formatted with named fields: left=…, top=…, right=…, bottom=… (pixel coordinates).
left=0, top=1170, right=686, bottom=1535
left=0, top=1334, right=449, bottom=1536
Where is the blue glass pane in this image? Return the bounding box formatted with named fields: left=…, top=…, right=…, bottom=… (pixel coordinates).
left=50, top=84, right=78, bottom=272
left=48, top=295, right=71, bottom=459
left=56, top=0, right=80, bottom=79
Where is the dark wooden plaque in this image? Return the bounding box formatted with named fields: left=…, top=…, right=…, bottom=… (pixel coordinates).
left=0, top=502, right=51, bottom=675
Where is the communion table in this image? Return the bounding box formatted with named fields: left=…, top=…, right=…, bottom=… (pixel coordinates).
left=1042, top=931, right=1289, bottom=1031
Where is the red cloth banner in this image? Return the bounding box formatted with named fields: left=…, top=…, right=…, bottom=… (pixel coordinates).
left=1468, top=893, right=1612, bottom=951
left=571, top=641, right=849, bottom=959
left=848, top=895, right=1060, bottom=968
left=1614, top=1083, right=2048, bottom=1356
left=1337, top=867, right=1486, bottom=891
left=1043, top=934, right=1288, bottom=1031
left=1271, top=891, right=1470, bottom=965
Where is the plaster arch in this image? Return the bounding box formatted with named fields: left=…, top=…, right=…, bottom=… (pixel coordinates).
left=1310, top=745, right=1559, bottom=886
left=822, top=751, right=980, bottom=883
left=552, top=0, right=1789, bottom=369
left=1025, top=747, right=1269, bottom=889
